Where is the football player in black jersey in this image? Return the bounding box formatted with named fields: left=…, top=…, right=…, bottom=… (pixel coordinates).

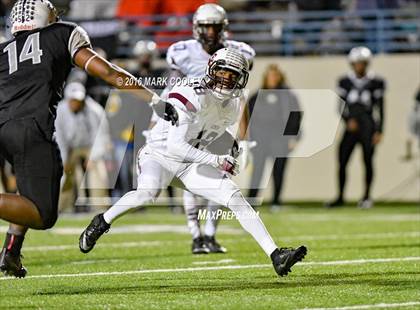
left=0, top=0, right=178, bottom=278
left=327, top=46, right=386, bottom=209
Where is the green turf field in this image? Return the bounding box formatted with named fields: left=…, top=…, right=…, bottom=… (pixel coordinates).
left=0, top=204, right=419, bottom=309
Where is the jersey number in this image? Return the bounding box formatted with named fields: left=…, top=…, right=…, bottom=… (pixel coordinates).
left=191, top=130, right=219, bottom=149
left=3, top=33, right=43, bottom=75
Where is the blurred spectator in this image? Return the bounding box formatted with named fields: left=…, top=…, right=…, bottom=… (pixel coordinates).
left=351, top=0, right=399, bottom=10
left=56, top=83, right=112, bottom=212
left=116, top=0, right=160, bottom=23
left=295, top=0, right=343, bottom=10
left=69, top=0, right=117, bottom=19
left=247, top=64, right=301, bottom=211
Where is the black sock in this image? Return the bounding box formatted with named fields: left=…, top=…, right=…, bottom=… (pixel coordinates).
left=3, top=233, right=24, bottom=256
left=270, top=248, right=280, bottom=261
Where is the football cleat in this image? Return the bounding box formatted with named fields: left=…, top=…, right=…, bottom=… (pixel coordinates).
left=79, top=214, right=110, bottom=254
left=271, top=246, right=307, bottom=277
left=270, top=204, right=281, bottom=213
left=0, top=248, right=27, bottom=278
left=325, top=198, right=344, bottom=208
left=192, top=237, right=210, bottom=254
left=203, top=235, right=227, bottom=253
left=358, top=199, right=373, bottom=209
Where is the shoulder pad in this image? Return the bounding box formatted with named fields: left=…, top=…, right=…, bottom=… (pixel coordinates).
left=47, top=21, right=78, bottom=32
left=167, top=85, right=201, bottom=114
left=166, top=40, right=193, bottom=73
left=225, top=40, right=256, bottom=60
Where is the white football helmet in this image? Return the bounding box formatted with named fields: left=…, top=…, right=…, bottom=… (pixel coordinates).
left=203, top=48, right=249, bottom=100
left=193, top=4, right=228, bottom=49
left=348, top=46, right=372, bottom=63
left=10, top=0, right=58, bottom=36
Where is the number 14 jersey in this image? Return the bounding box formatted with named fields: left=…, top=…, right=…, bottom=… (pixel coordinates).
left=0, top=22, right=91, bottom=136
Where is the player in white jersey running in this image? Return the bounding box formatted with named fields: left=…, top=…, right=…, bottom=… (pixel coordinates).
left=164, top=3, right=255, bottom=254
left=79, top=48, right=307, bottom=278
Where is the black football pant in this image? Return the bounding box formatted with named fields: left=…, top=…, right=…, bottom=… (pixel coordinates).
left=338, top=128, right=375, bottom=201
left=0, top=118, right=63, bottom=229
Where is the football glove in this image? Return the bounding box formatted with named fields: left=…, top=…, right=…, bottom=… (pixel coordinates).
left=150, top=94, right=179, bottom=126
left=238, top=140, right=257, bottom=169
left=216, top=155, right=239, bottom=176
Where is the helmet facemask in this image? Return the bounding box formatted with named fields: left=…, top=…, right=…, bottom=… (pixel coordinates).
left=194, top=22, right=227, bottom=54
left=203, top=59, right=249, bottom=100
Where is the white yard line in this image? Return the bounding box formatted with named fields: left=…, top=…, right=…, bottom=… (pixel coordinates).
left=192, top=259, right=236, bottom=265
left=21, top=231, right=420, bottom=252
left=71, top=259, right=124, bottom=265
left=24, top=241, right=164, bottom=252
left=1, top=256, right=419, bottom=281
left=284, top=214, right=420, bottom=222
left=0, top=225, right=243, bottom=235
left=301, top=301, right=420, bottom=310
left=283, top=231, right=420, bottom=241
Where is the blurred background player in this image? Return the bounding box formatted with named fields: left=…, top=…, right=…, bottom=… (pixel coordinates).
left=0, top=0, right=177, bottom=278
left=56, top=82, right=112, bottom=213
left=326, top=46, right=386, bottom=209
left=163, top=3, right=255, bottom=254
left=408, top=88, right=420, bottom=146
left=247, top=64, right=301, bottom=212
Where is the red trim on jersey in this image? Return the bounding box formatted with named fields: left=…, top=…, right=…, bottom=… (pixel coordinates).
left=168, top=93, right=197, bottom=112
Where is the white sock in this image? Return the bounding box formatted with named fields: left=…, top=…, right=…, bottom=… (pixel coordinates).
left=183, top=191, right=201, bottom=239
left=103, top=190, right=154, bottom=224
left=204, top=202, right=219, bottom=237
left=227, top=192, right=277, bottom=257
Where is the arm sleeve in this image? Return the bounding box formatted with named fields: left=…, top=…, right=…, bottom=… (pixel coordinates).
left=337, top=79, right=349, bottom=121
left=166, top=109, right=218, bottom=166
left=373, top=79, right=386, bottom=133
left=68, top=26, right=92, bottom=59
left=288, top=91, right=303, bottom=140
